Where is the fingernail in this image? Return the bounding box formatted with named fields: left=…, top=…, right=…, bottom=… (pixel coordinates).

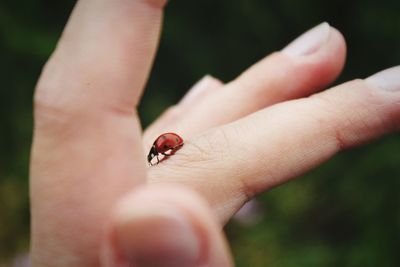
left=114, top=203, right=201, bottom=267
left=179, top=75, right=221, bottom=106
left=282, top=22, right=331, bottom=56
left=366, top=66, right=400, bottom=92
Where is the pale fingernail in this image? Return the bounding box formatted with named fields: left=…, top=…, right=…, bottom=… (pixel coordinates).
left=179, top=75, right=222, bottom=106
left=282, top=22, right=331, bottom=56
left=366, top=66, right=400, bottom=92
left=115, top=203, right=201, bottom=267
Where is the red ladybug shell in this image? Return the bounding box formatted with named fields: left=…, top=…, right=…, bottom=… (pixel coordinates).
left=153, top=133, right=184, bottom=153
left=147, top=133, right=184, bottom=165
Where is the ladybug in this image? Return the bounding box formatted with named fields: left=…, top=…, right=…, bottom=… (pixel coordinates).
left=147, top=132, right=184, bottom=166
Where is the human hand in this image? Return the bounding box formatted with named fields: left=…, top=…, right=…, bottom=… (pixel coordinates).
left=30, top=1, right=400, bottom=266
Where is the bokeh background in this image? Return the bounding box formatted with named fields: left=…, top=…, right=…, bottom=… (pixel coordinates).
left=1, top=0, right=400, bottom=266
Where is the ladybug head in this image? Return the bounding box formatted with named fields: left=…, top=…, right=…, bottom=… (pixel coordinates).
left=147, top=145, right=158, bottom=164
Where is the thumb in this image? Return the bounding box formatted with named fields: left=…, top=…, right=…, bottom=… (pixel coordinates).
left=101, top=185, right=234, bottom=267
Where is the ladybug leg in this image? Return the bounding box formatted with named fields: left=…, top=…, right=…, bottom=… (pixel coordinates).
left=149, top=156, right=159, bottom=166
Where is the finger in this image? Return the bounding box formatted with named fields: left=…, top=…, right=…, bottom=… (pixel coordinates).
left=148, top=66, right=400, bottom=225
left=36, top=0, right=166, bottom=112
left=31, top=0, right=167, bottom=265
left=101, top=185, right=234, bottom=267
left=150, top=22, right=346, bottom=140
left=144, top=75, right=223, bottom=146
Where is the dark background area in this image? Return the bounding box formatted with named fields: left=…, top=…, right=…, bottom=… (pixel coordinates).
left=0, top=0, right=399, bottom=266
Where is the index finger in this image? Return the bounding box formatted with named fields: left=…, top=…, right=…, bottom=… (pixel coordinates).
left=31, top=0, right=166, bottom=266
left=36, top=0, right=166, bottom=112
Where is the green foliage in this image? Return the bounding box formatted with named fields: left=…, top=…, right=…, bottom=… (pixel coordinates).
left=1, top=0, right=400, bottom=265
left=228, top=136, right=400, bottom=267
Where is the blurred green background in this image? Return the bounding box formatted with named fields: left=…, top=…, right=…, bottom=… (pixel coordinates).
left=1, top=0, right=399, bottom=266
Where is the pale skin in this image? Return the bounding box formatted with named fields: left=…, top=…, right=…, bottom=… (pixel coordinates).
left=30, top=0, right=400, bottom=266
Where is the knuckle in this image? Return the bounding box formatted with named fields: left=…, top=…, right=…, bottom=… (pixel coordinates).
left=308, top=93, right=355, bottom=150
left=34, top=85, right=76, bottom=131
left=33, top=62, right=84, bottom=132
left=309, top=81, right=394, bottom=150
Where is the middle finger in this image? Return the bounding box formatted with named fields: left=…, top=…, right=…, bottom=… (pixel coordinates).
left=145, top=23, right=345, bottom=145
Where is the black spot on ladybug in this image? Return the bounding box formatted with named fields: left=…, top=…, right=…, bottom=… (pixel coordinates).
left=176, top=138, right=179, bottom=142
left=164, top=145, right=169, bottom=149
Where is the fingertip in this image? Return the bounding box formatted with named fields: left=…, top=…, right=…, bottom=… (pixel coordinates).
left=103, top=185, right=233, bottom=267
left=366, top=65, right=400, bottom=92
left=281, top=24, right=347, bottom=95
left=314, top=25, right=347, bottom=84
left=230, top=23, right=348, bottom=103
left=282, top=22, right=331, bottom=56
left=116, top=203, right=201, bottom=267
left=179, top=75, right=224, bottom=106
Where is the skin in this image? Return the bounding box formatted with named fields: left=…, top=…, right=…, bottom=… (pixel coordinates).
left=30, top=1, right=400, bottom=266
